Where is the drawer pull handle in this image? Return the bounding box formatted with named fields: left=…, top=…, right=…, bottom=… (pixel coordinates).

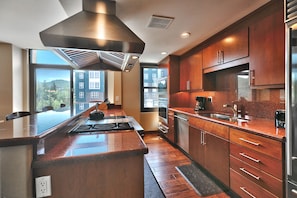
left=240, top=167, right=260, bottom=180
left=240, top=187, right=256, bottom=198
left=239, top=138, right=260, bottom=146
left=292, top=189, right=297, bottom=195
left=239, top=152, right=260, bottom=163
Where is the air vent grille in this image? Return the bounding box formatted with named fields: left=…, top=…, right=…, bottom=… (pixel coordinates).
left=147, top=15, right=174, bottom=29
left=286, top=0, right=297, bottom=22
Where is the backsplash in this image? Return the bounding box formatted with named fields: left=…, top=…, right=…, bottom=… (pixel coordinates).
left=171, top=89, right=285, bottom=120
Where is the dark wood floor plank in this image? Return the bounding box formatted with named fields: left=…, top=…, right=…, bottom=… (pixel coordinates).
left=144, top=133, right=230, bottom=198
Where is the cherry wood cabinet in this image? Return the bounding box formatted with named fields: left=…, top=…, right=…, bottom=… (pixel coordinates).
left=189, top=117, right=229, bottom=187
left=249, top=1, right=285, bottom=88
left=167, top=110, right=175, bottom=144
left=229, top=128, right=284, bottom=198
left=203, top=28, right=249, bottom=70
left=180, top=51, right=203, bottom=91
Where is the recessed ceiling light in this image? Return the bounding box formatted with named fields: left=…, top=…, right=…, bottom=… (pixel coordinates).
left=180, top=32, right=191, bottom=39
left=161, top=52, right=167, bottom=55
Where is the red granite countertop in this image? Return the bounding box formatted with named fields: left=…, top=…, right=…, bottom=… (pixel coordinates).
left=33, top=130, right=148, bottom=168
left=170, top=107, right=285, bottom=142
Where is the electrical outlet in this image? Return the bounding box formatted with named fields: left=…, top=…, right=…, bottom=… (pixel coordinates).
left=36, top=176, right=52, bottom=198
left=208, top=96, right=212, bottom=102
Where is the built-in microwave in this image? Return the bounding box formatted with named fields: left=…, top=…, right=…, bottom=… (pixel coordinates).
left=158, top=97, right=168, bottom=123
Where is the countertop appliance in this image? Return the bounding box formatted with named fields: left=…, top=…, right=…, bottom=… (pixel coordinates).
left=194, top=96, right=206, bottom=111
left=285, top=2, right=297, bottom=196
left=275, top=109, right=285, bottom=128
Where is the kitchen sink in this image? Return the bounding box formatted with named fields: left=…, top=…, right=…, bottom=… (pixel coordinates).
left=200, top=113, right=249, bottom=122
left=200, top=113, right=233, bottom=121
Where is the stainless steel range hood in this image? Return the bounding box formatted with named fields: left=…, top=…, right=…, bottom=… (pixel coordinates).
left=40, top=0, right=145, bottom=71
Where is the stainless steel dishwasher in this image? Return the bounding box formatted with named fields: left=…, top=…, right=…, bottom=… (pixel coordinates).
left=174, top=113, right=189, bottom=153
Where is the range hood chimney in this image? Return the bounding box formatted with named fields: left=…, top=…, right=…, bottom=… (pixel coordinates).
left=39, top=0, right=145, bottom=72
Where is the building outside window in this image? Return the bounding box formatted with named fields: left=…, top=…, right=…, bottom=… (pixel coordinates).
left=30, top=49, right=106, bottom=112
left=140, top=64, right=158, bottom=112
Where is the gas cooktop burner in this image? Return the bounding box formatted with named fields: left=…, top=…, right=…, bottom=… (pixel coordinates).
left=71, top=122, right=134, bottom=134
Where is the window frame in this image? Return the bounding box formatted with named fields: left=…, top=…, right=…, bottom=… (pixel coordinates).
left=140, top=63, right=158, bottom=112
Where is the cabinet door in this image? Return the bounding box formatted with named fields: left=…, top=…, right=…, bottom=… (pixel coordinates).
left=204, top=133, right=230, bottom=187
left=203, top=28, right=248, bottom=69
left=222, top=28, right=248, bottom=64
left=189, top=126, right=205, bottom=166
left=167, top=113, right=175, bottom=143
left=249, top=2, right=285, bottom=87
left=180, top=51, right=203, bottom=91
left=203, top=42, right=220, bottom=69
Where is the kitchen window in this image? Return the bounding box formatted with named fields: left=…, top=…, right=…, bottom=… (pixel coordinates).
left=140, top=64, right=158, bottom=112
left=30, top=49, right=106, bottom=112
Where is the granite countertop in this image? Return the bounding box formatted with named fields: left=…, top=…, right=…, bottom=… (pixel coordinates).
left=29, top=108, right=148, bottom=167
left=33, top=130, right=148, bottom=168
left=170, top=107, right=285, bottom=142
left=0, top=103, right=98, bottom=147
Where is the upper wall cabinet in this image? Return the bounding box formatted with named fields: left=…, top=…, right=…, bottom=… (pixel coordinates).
left=180, top=51, right=203, bottom=91
left=202, top=28, right=249, bottom=71
left=249, top=1, right=284, bottom=88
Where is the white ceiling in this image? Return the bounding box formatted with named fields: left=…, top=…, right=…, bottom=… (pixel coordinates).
left=0, top=0, right=270, bottom=64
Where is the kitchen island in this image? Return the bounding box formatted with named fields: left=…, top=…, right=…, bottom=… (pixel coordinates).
left=0, top=104, right=148, bottom=198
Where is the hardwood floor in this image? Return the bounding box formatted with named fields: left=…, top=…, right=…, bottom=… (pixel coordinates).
left=143, top=133, right=231, bottom=198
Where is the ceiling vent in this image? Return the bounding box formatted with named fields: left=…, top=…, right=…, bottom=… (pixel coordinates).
left=147, top=15, right=174, bottom=29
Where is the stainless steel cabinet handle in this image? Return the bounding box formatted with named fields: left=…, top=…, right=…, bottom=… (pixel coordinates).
left=159, top=127, right=168, bottom=134
left=240, top=167, right=260, bottom=180
left=292, top=189, right=297, bottom=195
left=201, top=131, right=206, bottom=145
left=239, top=138, right=260, bottom=146
left=240, top=187, right=256, bottom=198
left=174, top=115, right=188, bottom=122
left=239, top=152, right=260, bottom=163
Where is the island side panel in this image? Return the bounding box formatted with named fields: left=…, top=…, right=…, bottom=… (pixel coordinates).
left=33, top=153, right=145, bottom=198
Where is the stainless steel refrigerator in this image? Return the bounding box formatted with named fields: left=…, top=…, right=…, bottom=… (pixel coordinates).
left=286, top=2, right=297, bottom=196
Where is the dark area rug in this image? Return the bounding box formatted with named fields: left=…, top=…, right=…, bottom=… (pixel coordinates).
left=144, top=158, right=165, bottom=198
left=176, top=163, right=223, bottom=197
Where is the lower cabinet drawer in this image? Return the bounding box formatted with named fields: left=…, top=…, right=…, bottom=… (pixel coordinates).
left=230, top=169, right=278, bottom=198
left=230, top=156, right=282, bottom=197
left=230, top=143, right=282, bottom=180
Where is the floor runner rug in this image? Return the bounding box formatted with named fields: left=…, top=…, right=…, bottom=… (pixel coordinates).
left=176, top=163, right=223, bottom=197
left=144, top=158, right=165, bottom=198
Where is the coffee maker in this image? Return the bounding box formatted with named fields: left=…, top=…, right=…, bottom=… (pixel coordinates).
left=195, top=96, right=206, bottom=111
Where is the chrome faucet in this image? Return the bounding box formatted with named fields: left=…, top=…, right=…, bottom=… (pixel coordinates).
left=223, top=104, right=238, bottom=119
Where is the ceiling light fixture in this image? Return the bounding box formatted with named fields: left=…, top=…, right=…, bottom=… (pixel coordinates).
left=180, top=32, right=191, bottom=39
left=161, top=52, right=168, bottom=55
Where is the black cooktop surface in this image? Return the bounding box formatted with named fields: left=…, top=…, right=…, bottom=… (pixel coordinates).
left=71, top=122, right=134, bottom=133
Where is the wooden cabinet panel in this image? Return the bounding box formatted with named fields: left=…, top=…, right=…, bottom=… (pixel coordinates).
left=230, top=127, right=284, bottom=198
left=230, top=128, right=282, bottom=159
left=230, top=169, right=277, bottom=198
left=231, top=156, right=282, bottom=197
left=230, top=143, right=282, bottom=179
left=180, top=51, right=203, bottom=91
left=167, top=111, right=175, bottom=143
left=249, top=1, right=285, bottom=87
left=189, top=116, right=229, bottom=187
left=189, top=126, right=205, bottom=165
left=189, top=117, right=229, bottom=140
left=204, top=132, right=229, bottom=186
left=203, top=28, right=248, bottom=69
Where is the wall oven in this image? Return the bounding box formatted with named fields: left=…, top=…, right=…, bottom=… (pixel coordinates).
left=158, top=68, right=169, bottom=136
